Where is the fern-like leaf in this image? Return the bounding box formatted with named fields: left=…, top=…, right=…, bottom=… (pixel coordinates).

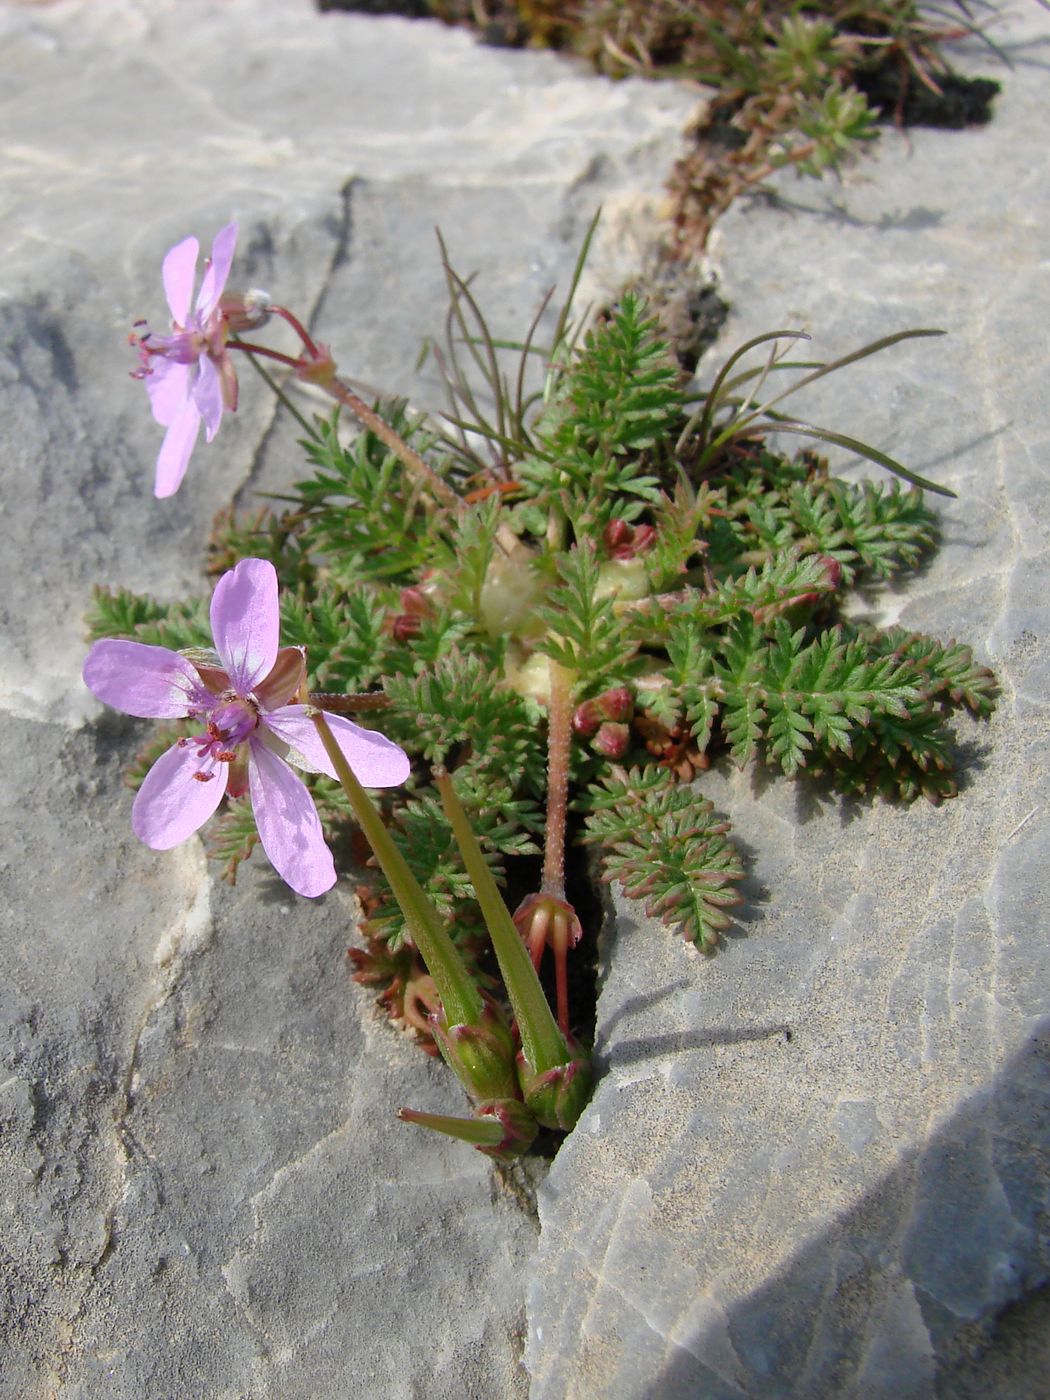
left=582, top=766, right=744, bottom=950
left=537, top=540, right=638, bottom=685
left=86, top=586, right=211, bottom=650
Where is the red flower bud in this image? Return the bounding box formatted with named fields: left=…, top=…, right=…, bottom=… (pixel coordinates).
left=391, top=613, right=422, bottom=642
left=818, top=554, right=843, bottom=590
left=218, top=288, right=272, bottom=333
left=399, top=586, right=432, bottom=617
left=593, top=721, right=630, bottom=759
left=603, top=518, right=632, bottom=551
left=597, top=685, right=634, bottom=722
left=604, top=519, right=658, bottom=560
left=572, top=699, right=602, bottom=738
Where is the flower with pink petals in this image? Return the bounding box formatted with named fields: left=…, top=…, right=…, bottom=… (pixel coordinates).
left=131, top=223, right=241, bottom=498
left=83, top=559, right=410, bottom=897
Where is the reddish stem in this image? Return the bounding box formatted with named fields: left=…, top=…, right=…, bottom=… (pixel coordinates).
left=543, top=661, right=575, bottom=1033
left=307, top=690, right=392, bottom=713
left=542, top=661, right=573, bottom=898
left=325, top=377, right=462, bottom=513
left=270, top=303, right=324, bottom=358
left=553, top=909, right=570, bottom=1035
left=226, top=339, right=302, bottom=368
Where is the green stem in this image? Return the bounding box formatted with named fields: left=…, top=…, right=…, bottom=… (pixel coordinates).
left=241, top=350, right=318, bottom=438
left=435, top=771, right=568, bottom=1075
left=309, top=711, right=483, bottom=1028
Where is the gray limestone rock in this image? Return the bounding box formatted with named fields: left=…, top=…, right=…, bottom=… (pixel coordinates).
left=526, top=6, right=1050, bottom=1398
left=0, top=1, right=694, bottom=1395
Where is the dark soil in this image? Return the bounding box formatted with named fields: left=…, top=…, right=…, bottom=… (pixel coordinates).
left=857, top=68, right=1001, bottom=128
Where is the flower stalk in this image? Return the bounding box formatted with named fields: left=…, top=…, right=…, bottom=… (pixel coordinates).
left=512, top=658, right=584, bottom=1035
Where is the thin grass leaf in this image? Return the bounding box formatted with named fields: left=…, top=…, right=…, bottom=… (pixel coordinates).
left=767, top=420, right=956, bottom=496
left=677, top=329, right=810, bottom=454
left=742, top=328, right=947, bottom=424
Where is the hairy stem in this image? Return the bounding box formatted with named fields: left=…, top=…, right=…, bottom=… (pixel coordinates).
left=542, top=660, right=574, bottom=898
left=307, top=690, right=392, bottom=713
left=324, top=377, right=462, bottom=512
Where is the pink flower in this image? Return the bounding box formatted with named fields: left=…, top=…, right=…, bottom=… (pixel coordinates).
left=83, top=559, right=410, bottom=897
left=131, top=224, right=241, bottom=498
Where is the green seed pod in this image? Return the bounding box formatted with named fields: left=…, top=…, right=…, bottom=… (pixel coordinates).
left=431, top=1001, right=519, bottom=1105
left=516, top=1048, right=594, bottom=1132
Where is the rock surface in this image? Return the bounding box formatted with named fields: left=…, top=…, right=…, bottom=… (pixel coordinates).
left=0, top=2, right=693, bottom=1395
left=527, top=6, right=1050, bottom=1398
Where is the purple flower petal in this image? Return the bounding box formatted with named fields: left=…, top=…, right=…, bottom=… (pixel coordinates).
left=83, top=639, right=206, bottom=718
left=209, top=558, right=280, bottom=694
left=162, top=236, right=200, bottom=325
left=154, top=401, right=202, bottom=498
left=194, top=352, right=224, bottom=441
left=197, top=223, right=238, bottom=318
left=146, top=357, right=193, bottom=427
left=263, top=706, right=411, bottom=788
left=248, top=740, right=335, bottom=897
left=132, top=741, right=227, bottom=850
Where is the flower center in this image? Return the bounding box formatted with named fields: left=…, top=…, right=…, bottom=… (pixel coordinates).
left=130, top=310, right=227, bottom=379
left=179, top=691, right=261, bottom=773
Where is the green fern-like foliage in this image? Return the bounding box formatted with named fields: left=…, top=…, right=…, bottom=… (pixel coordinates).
left=581, top=767, right=745, bottom=952
left=519, top=292, right=679, bottom=530
left=537, top=541, right=640, bottom=688
left=87, top=584, right=210, bottom=650
left=289, top=402, right=451, bottom=584
left=206, top=798, right=260, bottom=885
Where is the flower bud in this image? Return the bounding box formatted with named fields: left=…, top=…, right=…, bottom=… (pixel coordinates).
left=593, top=721, right=630, bottom=759
left=219, top=287, right=273, bottom=332
left=603, top=518, right=632, bottom=551
left=516, top=1048, right=594, bottom=1132
left=603, top=519, right=657, bottom=560
left=597, top=685, right=633, bottom=722
left=572, top=699, right=602, bottom=738
left=391, top=613, right=422, bottom=642
left=818, top=554, right=843, bottom=590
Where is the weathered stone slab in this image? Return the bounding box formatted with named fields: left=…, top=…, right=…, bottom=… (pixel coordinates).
left=0, top=2, right=696, bottom=1395
left=527, top=7, right=1050, bottom=1397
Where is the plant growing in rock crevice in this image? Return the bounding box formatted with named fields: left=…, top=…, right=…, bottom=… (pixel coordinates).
left=322, top=1, right=1004, bottom=251
left=89, top=218, right=996, bottom=1066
